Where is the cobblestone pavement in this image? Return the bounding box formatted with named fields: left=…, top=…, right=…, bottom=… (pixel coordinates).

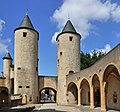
left=32, top=104, right=120, bottom=112
left=0, top=104, right=120, bottom=112
left=32, top=104, right=98, bottom=112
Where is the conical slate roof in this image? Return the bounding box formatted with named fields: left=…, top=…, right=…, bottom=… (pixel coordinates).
left=14, top=14, right=39, bottom=36
left=19, top=14, right=34, bottom=29
left=56, top=20, right=81, bottom=41
left=3, top=52, right=13, bottom=60
left=62, top=20, right=76, bottom=33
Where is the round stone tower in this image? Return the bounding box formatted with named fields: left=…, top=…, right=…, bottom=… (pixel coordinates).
left=3, top=51, right=13, bottom=94
left=56, top=20, right=81, bottom=104
left=14, top=14, right=39, bottom=103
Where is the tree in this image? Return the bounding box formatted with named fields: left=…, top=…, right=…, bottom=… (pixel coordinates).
left=81, top=50, right=105, bottom=70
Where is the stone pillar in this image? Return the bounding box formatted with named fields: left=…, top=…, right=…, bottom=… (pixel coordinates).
left=78, top=88, right=81, bottom=106
left=90, top=85, right=94, bottom=109
left=101, top=82, right=106, bottom=112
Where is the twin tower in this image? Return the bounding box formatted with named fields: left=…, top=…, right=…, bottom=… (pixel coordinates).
left=3, top=14, right=81, bottom=104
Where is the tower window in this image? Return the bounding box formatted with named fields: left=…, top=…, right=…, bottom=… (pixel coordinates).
left=26, top=86, right=30, bottom=88
left=23, top=32, right=27, bottom=37
left=19, top=86, right=22, bottom=88
left=17, top=67, right=21, bottom=70
left=36, top=67, right=38, bottom=72
left=69, top=70, right=74, bottom=74
left=60, top=52, right=62, bottom=56
left=69, top=36, right=73, bottom=41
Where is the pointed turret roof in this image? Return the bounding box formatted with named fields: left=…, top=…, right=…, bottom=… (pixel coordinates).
left=62, top=20, right=76, bottom=33
left=19, top=14, right=34, bottom=29
left=14, top=14, right=39, bottom=36
left=3, top=51, right=13, bottom=60
left=56, top=20, right=81, bottom=41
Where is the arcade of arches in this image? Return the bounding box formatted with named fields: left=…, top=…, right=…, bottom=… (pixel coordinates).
left=67, top=65, right=120, bottom=111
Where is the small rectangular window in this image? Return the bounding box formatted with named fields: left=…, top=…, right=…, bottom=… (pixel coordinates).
left=19, top=86, right=22, bottom=88
left=69, top=36, right=73, bottom=41
left=17, top=67, right=21, bottom=70
left=69, top=71, right=74, bottom=74
left=23, top=32, right=27, bottom=37
left=26, top=86, right=30, bottom=88
left=60, top=52, right=62, bottom=55
left=36, top=67, right=38, bottom=72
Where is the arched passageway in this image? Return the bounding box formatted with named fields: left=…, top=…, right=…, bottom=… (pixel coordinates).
left=92, top=74, right=100, bottom=107
left=103, top=65, right=120, bottom=110
left=80, top=79, right=90, bottom=105
left=67, top=82, right=78, bottom=104
left=0, top=87, right=9, bottom=107
left=39, top=87, right=56, bottom=103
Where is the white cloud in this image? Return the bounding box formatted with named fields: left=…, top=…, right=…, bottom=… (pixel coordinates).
left=95, top=44, right=111, bottom=53
left=0, top=19, right=5, bottom=29
left=51, top=31, right=60, bottom=44
left=51, top=0, right=120, bottom=43
left=0, top=42, right=8, bottom=55
left=0, top=19, right=11, bottom=55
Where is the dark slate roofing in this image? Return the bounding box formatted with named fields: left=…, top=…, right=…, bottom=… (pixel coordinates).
left=56, top=20, right=81, bottom=41
left=14, top=14, right=39, bottom=36
left=3, top=52, right=13, bottom=60
left=19, top=14, right=34, bottom=29
left=62, top=20, right=76, bottom=33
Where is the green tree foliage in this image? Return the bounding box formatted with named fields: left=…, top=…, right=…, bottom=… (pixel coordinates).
left=81, top=50, right=105, bottom=70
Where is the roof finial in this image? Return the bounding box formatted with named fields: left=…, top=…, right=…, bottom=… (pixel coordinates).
left=7, top=50, right=9, bottom=53
left=26, top=8, right=28, bottom=15
left=68, top=13, right=70, bottom=20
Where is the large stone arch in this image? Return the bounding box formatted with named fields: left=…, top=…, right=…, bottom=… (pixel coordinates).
left=0, top=87, right=9, bottom=107
left=103, top=64, right=120, bottom=110
left=39, top=87, right=57, bottom=103
left=80, top=78, right=90, bottom=105
left=67, top=82, right=78, bottom=104
left=92, top=74, right=100, bottom=107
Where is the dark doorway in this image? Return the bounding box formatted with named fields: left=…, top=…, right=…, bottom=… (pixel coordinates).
left=40, top=88, right=56, bottom=103
left=0, top=87, right=9, bottom=107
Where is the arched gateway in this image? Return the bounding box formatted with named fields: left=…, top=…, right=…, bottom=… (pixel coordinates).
left=103, top=65, right=120, bottom=110
left=80, top=79, right=90, bottom=105
left=0, top=87, right=9, bottom=107
left=67, top=82, right=78, bottom=104
left=39, top=87, right=56, bottom=103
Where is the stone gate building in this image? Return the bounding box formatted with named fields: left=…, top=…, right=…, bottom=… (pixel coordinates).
left=0, top=14, right=120, bottom=112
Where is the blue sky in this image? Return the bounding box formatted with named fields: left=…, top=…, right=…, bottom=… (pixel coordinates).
left=0, top=0, right=120, bottom=76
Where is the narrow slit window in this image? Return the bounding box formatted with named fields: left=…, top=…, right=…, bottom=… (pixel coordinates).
left=60, top=52, right=62, bottom=56
left=69, top=36, right=73, bottom=41
left=36, top=67, right=38, bottom=72
left=23, top=32, right=27, bottom=37
left=17, top=67, right=21, bottom=70
left=26, top=86, right=30, bottom=88
left=19, top=86, right=22, bottom=88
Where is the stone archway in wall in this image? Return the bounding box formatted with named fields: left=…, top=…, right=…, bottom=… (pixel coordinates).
left=80, top=79, right=90, bottom=105
left=0, top=87, right=9, bottom=107
left=92, top=74, right=100, bottom=107
left=67, top=82, right=78, bottom=104
left=103, top=65, right=120, bottom=110
left=39, top=87, right=56, bottom=103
